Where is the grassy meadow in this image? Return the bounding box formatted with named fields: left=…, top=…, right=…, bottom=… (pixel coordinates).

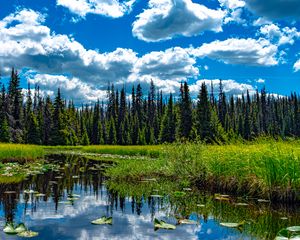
left=2, top=141, right=300, bottom=202
left=0, top=144, right=44, bottom=161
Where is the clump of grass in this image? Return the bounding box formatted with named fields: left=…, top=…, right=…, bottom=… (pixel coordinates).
left=105, top=158, right=171, bottom=181
left=101, top=141, right=300, bottom=202
left=0, top=144, right=44, bottom=161
left=165, top=141, right=300, bottom=202
left=81, top=145, right=162, bottom=158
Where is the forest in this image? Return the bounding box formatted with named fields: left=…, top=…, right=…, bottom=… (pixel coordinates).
left=0, top=68, right=299, bottom=146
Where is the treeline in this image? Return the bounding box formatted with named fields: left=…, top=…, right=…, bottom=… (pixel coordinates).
left=0, top=69, right=299, bottom=145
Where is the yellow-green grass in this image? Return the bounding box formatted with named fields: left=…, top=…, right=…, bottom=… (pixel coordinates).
left=105, top=141, right=300, bottom=202
left=173, top=141, right=300, bottom=201
left=81, top=145, right=162, bottom=158
left=0, top=144, right=44, bottom=161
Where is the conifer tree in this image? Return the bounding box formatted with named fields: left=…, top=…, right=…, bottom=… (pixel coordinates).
left=159, top=94, right=176, bottom=143
left=196, top=82, right=211, bottom=141
left=178, top=82, right=192, bottom=140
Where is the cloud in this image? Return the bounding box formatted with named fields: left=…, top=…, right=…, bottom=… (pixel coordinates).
left=190, top=38, right=279, bottom=66
left=132, top=0, right=225, bottom=42
left=294, top=59, right=300, bottom=72
left=245, top=0, right=300, bottom=19
left=127, top=47, right=199, bottom=94
left=189, top=79, right=255, bottom=97
left=218, top=0, right=246, bottom=25
left=27, top=73, right=107, bottom=102
left=219, top=0, right=245, bottom=9
left=223, top=8, right=246, bottom=25
left=56, top=0, right=136, bottom=18
left=252, top=17, right=271, bottom=26
left=133, top=47, right=198, bottom=81
left=259, top=24, right=300, bottom=46
left=0, top=9, right=275, bottom=102
left=0, top=9, right=137, bottom=88
left=256, top=78, right=265, bottom=83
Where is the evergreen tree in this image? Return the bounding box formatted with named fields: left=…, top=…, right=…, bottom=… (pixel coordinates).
left=178, top=82, right=192, bottom=140
left=196, top=83, right=211, bottom=141
left=159, top=94, right=176, bottom=143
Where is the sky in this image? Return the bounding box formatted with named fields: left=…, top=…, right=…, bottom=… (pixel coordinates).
left=0, top=0, right=300, bottom=103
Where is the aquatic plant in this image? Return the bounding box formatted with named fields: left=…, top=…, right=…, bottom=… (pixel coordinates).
left=154, top=219, right=176, bottom=230
left=91, top=216, right=112, bottom=225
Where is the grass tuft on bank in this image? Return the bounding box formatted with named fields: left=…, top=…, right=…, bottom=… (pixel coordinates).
left=0, top=144, right=44, bottom=161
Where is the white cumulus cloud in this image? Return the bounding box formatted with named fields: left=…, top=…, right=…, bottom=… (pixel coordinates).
left=132, top=0, right=225, bottom=42
left=56, top=0, right=136, bottom=18
left=245, top=0, right=300, bottom=19
left=190, top=38, right=279, bottom=66
left=259, top=24, right=300, bottom=46
left=0, top=9, right=137, bottom=87
left=190, top=79, right=255, bottom=97
left=219, top=0, right=245, bottom=9
left=294, top=60, right=300, bottom=72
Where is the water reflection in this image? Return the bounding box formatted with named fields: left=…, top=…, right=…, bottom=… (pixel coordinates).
left=0, top=154, right=298, bottom=239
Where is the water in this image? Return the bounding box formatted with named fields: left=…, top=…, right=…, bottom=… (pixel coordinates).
left=0, top=154, right=299, bottom=240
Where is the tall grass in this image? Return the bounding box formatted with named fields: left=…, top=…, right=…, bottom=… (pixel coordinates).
left=81, top=145, right=162, bottom=158
left=100, top=141, right=300, bottom=202
left=0, top=144, right=44, bottom=161
left=165, top=141, right=300, bottom=202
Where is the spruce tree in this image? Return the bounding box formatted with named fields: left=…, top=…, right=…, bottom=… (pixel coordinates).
left=159, top=94, right=176, bottom=143
left=178, top=82, right=192, bottom=140
left=196, top=83, right=211, bottom=141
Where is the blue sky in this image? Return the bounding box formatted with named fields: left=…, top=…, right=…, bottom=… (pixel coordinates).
left=0, top=0, right=300, bottom=102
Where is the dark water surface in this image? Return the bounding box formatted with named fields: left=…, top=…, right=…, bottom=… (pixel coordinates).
left=0, top=154, right=299, bottom=240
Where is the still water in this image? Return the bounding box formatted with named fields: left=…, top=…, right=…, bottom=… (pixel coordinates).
left=0, top=155, right=299, bottom=240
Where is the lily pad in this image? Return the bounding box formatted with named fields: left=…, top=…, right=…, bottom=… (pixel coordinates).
left=257, top=199, right=270, bottom=203
left=3, top=223, right=16, bottom=234
left=151, top=195, right=163, bottom=198
left=69, top=194, right=80, bottom=198
left=275, top=228, right=300, bottom=240
left=4, top=191, right=16, bottom=194
left=178, top=219, right=197, bottom=225
left=197, top=204, right=205, bottom=207
left=235, top=203, right=249, bottom=206
left=15, top=223, right=26, bottom=233
left=91, top=216, right=112, bottom=225
left=58, top=201, right=73, bottom=204
left=286, top=227, right=300, bottom=232
left=154, top=219, right=176, bottom=230
left=67, top=197, right=79, bottom=201
left=24, top=190, right=36, bottom=194
left=35, top=193, right=46, bottom=197
left=220, top=221, right=245, bottom=228
left=215, top=194, right=230, bottom=201
left=17, top=230, right=39, bottom=238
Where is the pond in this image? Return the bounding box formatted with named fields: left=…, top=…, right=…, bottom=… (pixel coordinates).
left=0, top=154, right=299, bottom=239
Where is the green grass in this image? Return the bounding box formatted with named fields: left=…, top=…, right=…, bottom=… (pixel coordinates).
left=0, top=144, right=44, bottom=161
left=101, top=141, right=300, bottom=202
left=164, top=141, right=300, bottom=202
left=2, top=141, right=300, bottom=202
left=81, top=145, right=162, bottom=158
